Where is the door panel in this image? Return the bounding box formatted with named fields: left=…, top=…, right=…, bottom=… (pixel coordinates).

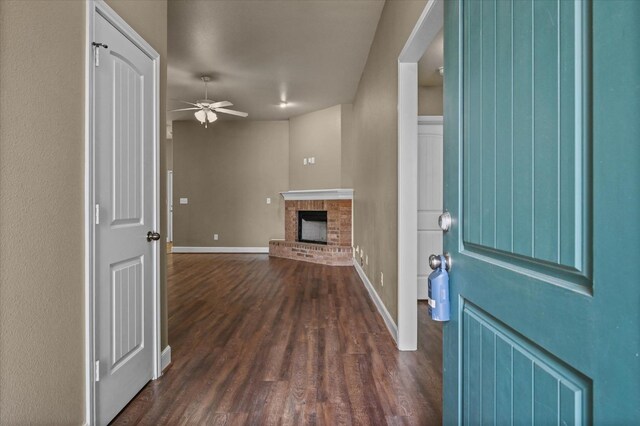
left=111, top=257, right=144, bottom=369
left=463, top=0, right=589, bottom=282
left=462, top=302, right=590, bottom=425
left=112, top=56, right=144, bottom=225
left=95, top=11, right=155, bottom=425
left=443, top=0, right=640, bottom=423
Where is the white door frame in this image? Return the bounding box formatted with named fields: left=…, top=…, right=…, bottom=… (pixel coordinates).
left=397, top=0, right=444, bottom=350
left=84, top=1, right=161, bottom=424
left=167, top=170, right=173, bottom=243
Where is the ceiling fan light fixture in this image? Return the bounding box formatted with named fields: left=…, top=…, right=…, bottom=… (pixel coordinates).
left=206, top=110, right=218, bottom=123
left=171, top=75, right=247, bottom=127
left=194, top=109, right=207, bottom=124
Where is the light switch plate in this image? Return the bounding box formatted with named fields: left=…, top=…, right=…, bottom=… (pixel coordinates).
left=179, top=198, right=188, bottom=204
left=266, top=197, right=271, bottom=204
left=310, top=157, right=315, bottom=164
left=303, top=158, right=308, bottom=166
left=214, top=234, right=219, bottom=241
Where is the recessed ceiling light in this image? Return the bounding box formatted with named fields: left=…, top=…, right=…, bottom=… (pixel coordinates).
left=280, top=101, right=288, bottom=108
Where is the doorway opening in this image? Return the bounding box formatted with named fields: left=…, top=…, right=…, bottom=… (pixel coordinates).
left=397, top=0, right=444, bottom=351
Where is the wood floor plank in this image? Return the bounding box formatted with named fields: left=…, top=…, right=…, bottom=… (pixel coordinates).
left=111, top=254, right=442, bottom=425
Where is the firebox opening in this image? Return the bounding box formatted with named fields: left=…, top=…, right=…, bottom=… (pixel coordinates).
left=298, top=210, right=328, bottom=244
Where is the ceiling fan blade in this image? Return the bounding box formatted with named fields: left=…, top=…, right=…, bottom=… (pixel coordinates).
left=214, top=108, right=248, bottom=117
left=209, top=101, right=233, bottom=109
left=170, top=107, right=200, bottom=112
left=173, top=100, right=201, bottom=107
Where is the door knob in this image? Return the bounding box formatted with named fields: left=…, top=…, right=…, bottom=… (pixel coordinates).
left=147, top=231, right=161, bottom=242
left=438, top=211, right=452, bottom=232
left=429, top=253, right=452, bottom=271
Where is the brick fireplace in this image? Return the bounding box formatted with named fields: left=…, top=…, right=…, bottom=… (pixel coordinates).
left=269, top=189, right=353, bottom=266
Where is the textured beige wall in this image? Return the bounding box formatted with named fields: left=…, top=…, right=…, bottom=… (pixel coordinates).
left=0, top=1, right=167, bottom=423
left=418, top=85, right=444, bottom=115
left=173, top=120, right=289, bottom=247
left=106, top=0, right=169, bottom=352
left=340, top=104, right=355, bottom=188
left=0, top=2, right=85, bottom=423
left=289, top=105, right=342, bottom=190
left=351, top=0, right=427, bottom=323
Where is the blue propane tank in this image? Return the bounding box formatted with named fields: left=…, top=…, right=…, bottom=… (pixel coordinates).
left=428, top=255, right=450, bottom=321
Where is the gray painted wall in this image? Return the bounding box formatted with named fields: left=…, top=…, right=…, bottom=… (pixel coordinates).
left=289, top=104, right=343, bottom=190
left=419, top=85, right=444, bottom=116
left=172, top=120, right=289, bottom=247
left=350, top=0, right=428, bottom=323
left=0, top=0, right=168, bottom=423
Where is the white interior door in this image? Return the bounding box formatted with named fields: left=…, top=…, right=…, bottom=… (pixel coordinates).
left=417, top=117, right=443, bottom=299
left=94, top=11, right=157, bottom=425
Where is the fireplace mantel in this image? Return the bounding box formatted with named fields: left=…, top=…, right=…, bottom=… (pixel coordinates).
left=280, top=189, right=353, bottom=201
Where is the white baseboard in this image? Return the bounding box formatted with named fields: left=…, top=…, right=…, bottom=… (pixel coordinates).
left=171, top=246, right=269, bottom=253
left=353, top=260, right=398, bottom=344
left=161, top=345, right=172, bottom=372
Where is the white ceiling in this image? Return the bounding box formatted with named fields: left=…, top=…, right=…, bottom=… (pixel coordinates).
left=418, top=28, right=444, bottom=87
left=167, top=0, right=385, bottom=123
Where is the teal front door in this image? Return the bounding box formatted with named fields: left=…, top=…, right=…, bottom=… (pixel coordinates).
left=443, top=0, right=640, bottom=423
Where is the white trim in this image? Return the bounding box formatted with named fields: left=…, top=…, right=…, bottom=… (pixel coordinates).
left=85, top=2, right=161, bottom=424
left=167, top=170, right=173, bottom=242
left=353, top=260, right=398, bottom=343
left=397, top=0, right=444, bottom=351
left=84, top=2, right=96, bottom=423
left=172, top=246, right=269, bottom=253
left=161, top=346, right=172, bottom=371
left=280, top=188, right=354, bottom=201
left=418, top=115, right=444, bottom=125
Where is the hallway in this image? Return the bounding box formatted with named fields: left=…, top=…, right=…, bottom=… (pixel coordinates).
left=113, top=254, right=442, bottom=425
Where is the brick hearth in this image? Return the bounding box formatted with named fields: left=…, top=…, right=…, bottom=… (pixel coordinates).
left=269, top=240, right=352, bottom=266
left=269, top=197, right=353, bottom=266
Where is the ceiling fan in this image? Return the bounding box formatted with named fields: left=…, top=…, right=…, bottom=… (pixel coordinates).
left=170, top=76, right=248, bottom=128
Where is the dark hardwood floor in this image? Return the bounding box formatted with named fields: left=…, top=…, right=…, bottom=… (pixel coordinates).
left=112, top=254, right=442, bottom=425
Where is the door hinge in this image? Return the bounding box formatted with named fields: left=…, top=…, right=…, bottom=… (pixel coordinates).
left=95, top=360, right=100, bottom=382
left=95, top=203, right=100, bottom=225
left=92, top=42, right=108, bottom=67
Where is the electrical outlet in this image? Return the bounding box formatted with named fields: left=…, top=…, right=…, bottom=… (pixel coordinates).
left=179, top=197, right=188, bottom=204
left=266, top=197, right=271, bottom=204
left=214, top=234, right=219, bottom=241
left=309, top=157, right=315, bottom=164
left=303, top=158, right=308, bottom=166
left=381, top=272, right=384, bottom=286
